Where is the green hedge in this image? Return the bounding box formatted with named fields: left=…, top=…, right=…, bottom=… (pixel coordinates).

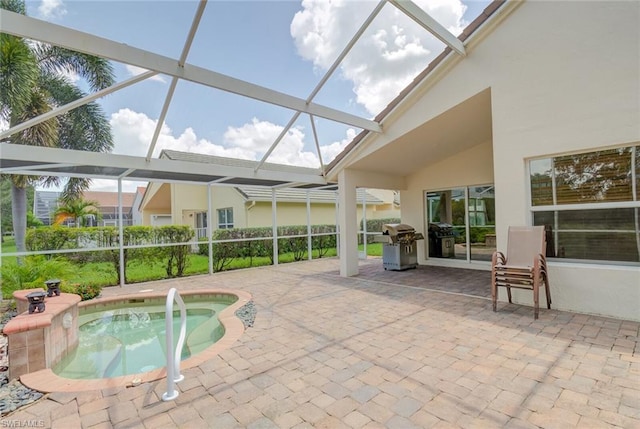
left=25, top=225, right=195, bottom=282
left=199, top=225, right=337, bottom=271
left=359, top=218, right=401, bottom=243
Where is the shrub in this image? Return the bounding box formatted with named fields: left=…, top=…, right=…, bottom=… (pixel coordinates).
left=0, top=256, right=74, bottom=298
left=71, top=283, right=102, bottom=301
left=155, top=225, right=194, bottom=277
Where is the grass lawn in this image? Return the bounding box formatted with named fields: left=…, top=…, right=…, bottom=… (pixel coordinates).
left=1, top=237, right=17, bottom=264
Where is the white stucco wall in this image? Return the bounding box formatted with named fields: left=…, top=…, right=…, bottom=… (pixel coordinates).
left=486, top=1, right=640, bottom=320
left=336, top=1, right=640, bottom=320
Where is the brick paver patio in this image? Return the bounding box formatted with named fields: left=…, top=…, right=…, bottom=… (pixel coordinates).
left=4, top=258, right=639, bottom=428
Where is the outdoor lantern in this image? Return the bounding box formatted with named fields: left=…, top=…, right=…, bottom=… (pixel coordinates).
left=45, top=279, right=61, bottom=297
left=26, top=291, right=47, bottom=314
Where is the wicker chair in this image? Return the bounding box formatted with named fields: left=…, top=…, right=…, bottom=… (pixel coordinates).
left=491, top=226, right=551, bottom=319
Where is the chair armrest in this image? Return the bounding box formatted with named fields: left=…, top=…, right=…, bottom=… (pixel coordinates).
left=492, top=251, right=506, bottom=266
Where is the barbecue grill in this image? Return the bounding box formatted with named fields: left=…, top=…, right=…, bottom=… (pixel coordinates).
left=428, top=222, right=456, bottom=258
left=376, top=223, right=424, bottom=271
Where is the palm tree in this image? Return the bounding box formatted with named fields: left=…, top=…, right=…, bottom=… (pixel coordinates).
left=0, top=0, right=115, bottom=254
left=54, top=198, right=100, bottom=227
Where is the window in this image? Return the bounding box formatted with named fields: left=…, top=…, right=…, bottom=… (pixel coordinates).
left=529, top=145, right=640, bottom=264
left=217, top=208, right=233, bottom=229
left=195, top=212, right=207, bottom=239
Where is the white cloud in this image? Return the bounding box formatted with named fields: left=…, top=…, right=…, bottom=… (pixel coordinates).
left=109, top=109, right=350, bottom=169
left=291, top=0, right=467, bottom=115
left=87, top=179, right=145, bottom=193
left=319, top=128, right=357, bottom=163
left=37, top=0, right=67, bottom=20
left=125, top=65, right=167, bottom=83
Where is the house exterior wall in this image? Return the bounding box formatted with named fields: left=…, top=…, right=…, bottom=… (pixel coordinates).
left=336, top=1, right=640, bottom=320
left=247, top=202, right=338, bottom=228
left=485, top=1, right=639, bottom=320
left=211, top=186, right=248, bottom=228
left=365, top=189, right=400, bottom=220
left=140, top=182, right=391, bottom=231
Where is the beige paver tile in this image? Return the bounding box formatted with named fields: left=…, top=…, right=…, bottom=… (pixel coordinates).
left=314, top=415, right=350, bottom=429
left=175, top=385, right=208, bottom=405
left=272, top=411, right=303, bottom=429
left=227, top=402, right=263, bottom=426
left=80, top=409, right=110, bottom=428
left=261, top=398, right=298, bottom=420
left=142, top=411, right=174, bottom=428
left=294, top=402, right=328, bottom=424
left=528, top=407, right=581, bottom=428
left=50, top=400, right=78, bottom=421
left=323, top=396, right=358, bottom=419
left=108, top=401, right=138, bottom=425
left=51, top=413, right=82, bottom=429
left=341, top=410, right=371, bottom=428
left=48, top=391, right=78, bottom=405
left=358, top=400, right=395, bottom=424
left=204, top=412, right=240, bottom=429
left=79, top=395, right=119, bottom=416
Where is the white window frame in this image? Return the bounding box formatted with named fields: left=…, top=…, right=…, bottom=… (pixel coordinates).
left=217, top=207, right=234, bottom=229
left=527, top=145, right=640, bottom=264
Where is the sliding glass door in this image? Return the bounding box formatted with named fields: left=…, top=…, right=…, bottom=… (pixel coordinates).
left=426, top=185, right=495, bottom=262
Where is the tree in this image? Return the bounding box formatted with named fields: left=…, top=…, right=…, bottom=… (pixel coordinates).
left=53, top=199, right=100, bottom=227
left=0, top=0, right=115, bottom=254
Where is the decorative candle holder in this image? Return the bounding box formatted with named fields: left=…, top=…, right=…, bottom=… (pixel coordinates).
left=26, top=291, right=46, bottom=314
left=45, top=279, right=61, bottom=297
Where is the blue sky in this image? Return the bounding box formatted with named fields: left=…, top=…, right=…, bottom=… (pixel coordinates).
left=23, top=0, right=491, bottom=191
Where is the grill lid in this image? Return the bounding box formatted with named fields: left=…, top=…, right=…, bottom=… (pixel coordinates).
left=382, top=223, right=415, bottom=236
left=381, top=223, right=424, bottom=243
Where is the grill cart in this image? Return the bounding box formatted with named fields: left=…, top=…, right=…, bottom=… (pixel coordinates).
left=375, top=223, right=424, bottom=271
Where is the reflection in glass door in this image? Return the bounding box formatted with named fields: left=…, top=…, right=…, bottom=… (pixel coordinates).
left=426, top=189, right=466, bottom=260
left=468, top=186, right=496, bottom=261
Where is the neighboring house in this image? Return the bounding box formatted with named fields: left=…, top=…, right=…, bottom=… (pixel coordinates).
left=325, top=1, right=640, bottom=321
left=83, top=191, right=136, bottom=226
left=34, top=190, right=139, bottom=226
left=131, top=186, right=146, bottom=226
left=140, top=151, right=397, bottom=238
left=33, top=191, right=60, bottom=226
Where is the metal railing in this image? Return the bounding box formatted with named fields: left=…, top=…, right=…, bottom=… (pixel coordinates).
left=162, top=288, right=186, bottom=401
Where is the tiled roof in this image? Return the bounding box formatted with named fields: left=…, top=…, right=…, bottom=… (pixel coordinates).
left=160, top=150, right=324, bottom=177
left=83, top=191, right=136, bottom=208
left=235, top=186, right=383, bottom=204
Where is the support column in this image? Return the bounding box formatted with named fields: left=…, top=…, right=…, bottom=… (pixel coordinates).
left=118, top=179, right=125, bottom=287
left=207, top=184, right=213, bottom=275
left=272, top=189, right=278, bottom=265
left=338, top=169, right=359, bottom=277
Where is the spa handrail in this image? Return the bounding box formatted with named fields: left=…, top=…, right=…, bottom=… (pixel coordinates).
left=162, top=288, right=187, bottom=401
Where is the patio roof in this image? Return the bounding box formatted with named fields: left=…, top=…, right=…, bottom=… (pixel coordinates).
left=0, top=1, right=506, bottom=190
